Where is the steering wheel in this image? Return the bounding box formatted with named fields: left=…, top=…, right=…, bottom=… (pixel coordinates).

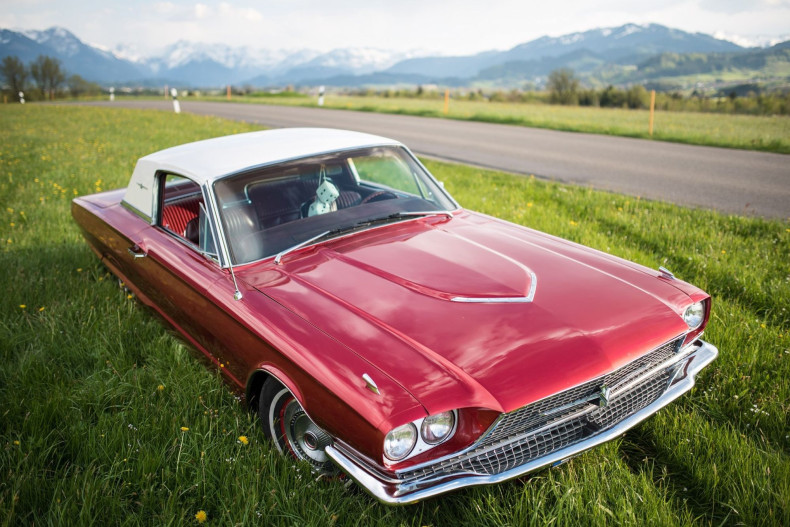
left=360, top=191, right=398, bottom=204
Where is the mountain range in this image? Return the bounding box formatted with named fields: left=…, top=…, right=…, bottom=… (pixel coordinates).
left=1, top=24, right=788, bottom=89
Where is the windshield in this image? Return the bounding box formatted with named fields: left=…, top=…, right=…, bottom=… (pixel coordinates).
left=212, top=146, right=457, bottom=265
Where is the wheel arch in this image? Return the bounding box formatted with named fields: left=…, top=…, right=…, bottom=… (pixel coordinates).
left=246, top=365, right=304, bottom=412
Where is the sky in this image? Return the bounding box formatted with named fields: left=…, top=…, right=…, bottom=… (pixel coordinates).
left=2, top=0, right=789, bottom=57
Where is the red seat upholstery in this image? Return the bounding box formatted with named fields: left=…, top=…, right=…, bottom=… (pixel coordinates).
left=162, top=196, right=202, bottom=236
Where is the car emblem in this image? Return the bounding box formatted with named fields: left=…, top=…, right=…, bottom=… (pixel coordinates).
left=598, top=385, right=611, bottom=407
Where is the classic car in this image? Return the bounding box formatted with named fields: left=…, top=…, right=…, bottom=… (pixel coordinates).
left=72, top=128, right=718, bottom=504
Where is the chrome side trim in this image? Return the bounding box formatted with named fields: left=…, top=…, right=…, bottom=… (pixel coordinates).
left=451, top=271, right=537, bottom=303
left=121, top=200, right=152, bottom=224
left=325, top=339, right=718, bottom=505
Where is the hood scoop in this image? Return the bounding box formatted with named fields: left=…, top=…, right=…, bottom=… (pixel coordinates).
left=330, top=228, right=537, bottom=303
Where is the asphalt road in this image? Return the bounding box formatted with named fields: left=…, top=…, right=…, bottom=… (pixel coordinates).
left=86, top=100, right=789, bottom=218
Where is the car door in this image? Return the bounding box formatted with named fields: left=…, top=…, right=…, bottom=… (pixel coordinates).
left=123, top=173, right=235, bottom=376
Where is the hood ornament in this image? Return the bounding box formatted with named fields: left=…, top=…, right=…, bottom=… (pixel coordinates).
left=362, top=373, right=380, bottom=395
left=658, top=266, right=675, bottom=279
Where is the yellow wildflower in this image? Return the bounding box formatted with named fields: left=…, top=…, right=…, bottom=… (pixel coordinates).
left=527, top=202, right=533, bottom=208
left=127, top=294, right=133, bottom=299
left=721, top=250, right=726, bottom=254
left=13, top=440, right=20, bottom=446
left=19, top=304, right=26, bottom=309
left=181, top=426, right=189, bottom=432
left=195, top=510, right=207, bottom=523
left=238, top=435, right=249, bottom=445
left=761, top=323, right=766, bottom=329
left=157, top=384, right=164, bottom=391
left=9, top=222, right=14, bottom=227
left=569, top=220, right=578, bottom=226
left=77, top=268, right=82, bottom=273
left=38, top=307, right=45, bottom=312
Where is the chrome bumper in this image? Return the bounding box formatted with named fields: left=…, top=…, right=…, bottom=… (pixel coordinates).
left=326, top=339, right=718, bottom=505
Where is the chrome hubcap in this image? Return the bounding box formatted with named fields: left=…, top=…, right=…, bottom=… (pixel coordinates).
left=270, top=388, right=332, bottom=471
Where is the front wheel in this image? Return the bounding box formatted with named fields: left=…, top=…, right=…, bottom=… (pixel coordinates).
left=259, top=378, right=337, bottom=474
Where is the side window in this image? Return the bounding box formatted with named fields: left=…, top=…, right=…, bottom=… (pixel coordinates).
left=198, top=202, right=217, bottom=256
left=348, top=152, right=422, bottom=196
left=158, top=173, right=216, bottom=258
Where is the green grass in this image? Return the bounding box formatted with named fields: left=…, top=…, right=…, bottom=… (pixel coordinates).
left=1, top=105, right=789, bottom=526
left=200, top=93, right=790, bottom=154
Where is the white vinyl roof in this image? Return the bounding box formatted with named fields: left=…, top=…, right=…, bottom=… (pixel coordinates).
left=123, top=128, right=403, bottom=219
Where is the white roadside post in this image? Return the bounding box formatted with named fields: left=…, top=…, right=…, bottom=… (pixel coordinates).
left=318, top=85, right=325, bottom=106
left=109, top=87, right=115, bottom=102
left=171, top=88, right=181, bottom=114
left=18, top=91, right=25, bottom=104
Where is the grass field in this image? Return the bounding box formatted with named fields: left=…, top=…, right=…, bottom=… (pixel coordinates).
left=201, top=93, right=790, bottom=154
left=1, top=105, right=788, bottom=526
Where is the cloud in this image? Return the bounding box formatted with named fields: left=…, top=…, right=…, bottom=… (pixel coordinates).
left=194, top=3, right=210, bottom=19
left=699, top=0, right=790, bottom=13
left=217, top=2, right=262, bottom=21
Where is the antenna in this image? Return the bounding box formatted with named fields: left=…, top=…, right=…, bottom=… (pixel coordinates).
left=230, top=267, right=243, bottom=301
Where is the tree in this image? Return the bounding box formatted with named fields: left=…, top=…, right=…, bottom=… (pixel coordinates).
left=30, top=55, right=65, bottom=100
left=547, top=68, right=579, bottom=105
left=66, top=74, right=102, bottom=98
left=625, top=85, right=649, bottom=109
left=1, top=56, right=28, bottom=99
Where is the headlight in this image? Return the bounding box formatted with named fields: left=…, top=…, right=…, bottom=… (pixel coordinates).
left=383, top=423, right=417, bottom=461
left=420, top=411, right=455, bottom=444
left=683, top=302, right=705, bottom=329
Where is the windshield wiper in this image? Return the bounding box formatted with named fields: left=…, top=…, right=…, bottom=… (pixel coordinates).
left=273, top=211, right=453, bottom=265
left=273, top=223, right=367, bottom=265
left=274, top=230, right=331, bottom=265
left=364, top=210, right=454, bottom=224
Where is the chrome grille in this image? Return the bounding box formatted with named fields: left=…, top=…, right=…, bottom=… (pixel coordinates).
left=398, top=337, right=682, bottom=482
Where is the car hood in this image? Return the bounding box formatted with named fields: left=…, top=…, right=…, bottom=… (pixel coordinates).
left=241, top=211, right=696, bottom=416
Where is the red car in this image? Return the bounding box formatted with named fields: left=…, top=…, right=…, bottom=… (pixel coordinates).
left=72, top=128, right=718, bottom=504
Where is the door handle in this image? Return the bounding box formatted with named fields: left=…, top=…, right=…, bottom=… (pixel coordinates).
left=127, top=245, right=147, bottom=259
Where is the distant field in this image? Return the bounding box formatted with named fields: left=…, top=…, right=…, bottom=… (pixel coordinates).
left=1, top=105, right=788, bottom=525
left=201, top=93, right=790, bottom=154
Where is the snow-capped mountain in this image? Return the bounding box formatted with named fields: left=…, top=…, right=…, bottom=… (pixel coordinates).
left=0, top=26, right=421, bottom=85
left=713, top=31, right=790, bottom=49
left=2, top=24, right=786, bottom=88
left=386, top=23, right=743, bottom=78
left=3, top=27, right=144, bottom=82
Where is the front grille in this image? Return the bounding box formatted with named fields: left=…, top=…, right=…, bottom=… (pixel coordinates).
left=399, top=337, right=682, bottom=482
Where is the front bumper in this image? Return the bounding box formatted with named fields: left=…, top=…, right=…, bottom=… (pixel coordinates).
left=326, top=339, right=718, bottom=505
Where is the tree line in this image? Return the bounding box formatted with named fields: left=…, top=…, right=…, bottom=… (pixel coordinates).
left=545, top=68, right=790, bottom=115
left=1, top=55, right=103, bottom=101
